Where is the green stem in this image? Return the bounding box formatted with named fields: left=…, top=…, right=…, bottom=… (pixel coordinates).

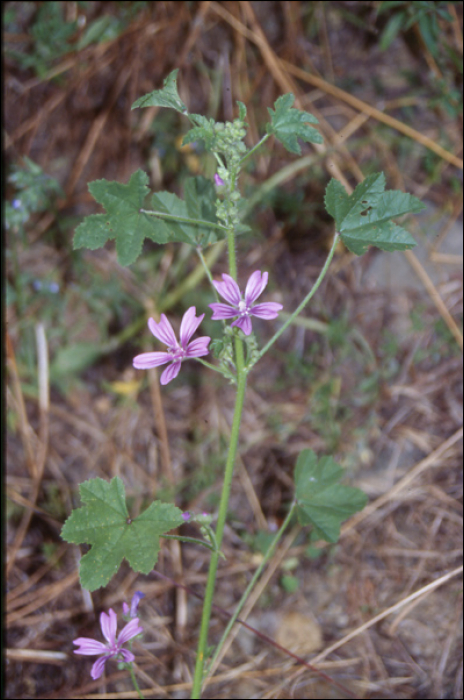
left=195, top=358, right=226, bottom=375
left=191, top=224, right=245, bottom=698
left=204, top=502, right=297, bottom=682
left=249, top=232, right=340, bottom=369
left=191, top=347, right=246, bottom=698
left=162, top=534, right=215, bottom=553
left=227, top=228, right=237, bottom=280
left=239, top=134, right=271, bottom=167
left=129, top=662, right=144, bottom=699
left=196, top=248, right=215, bottom=287
left=140, top=209, right=228, bottom=233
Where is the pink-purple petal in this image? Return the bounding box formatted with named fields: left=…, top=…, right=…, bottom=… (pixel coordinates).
left=118, top=618, right=143, bottom=644
left=213, top=274, right=241, bottom=305
left=186, top=337, right=211, bottom=357
left=100, top=609, right=117, bottom=645
left=119, top=649, right=136, bottom=663
left=180, top=307, right=204, bottom=347
left=133, top=351, right=173, bottom=369
left=148, top=315, right=177, bottom=347
left=249, top=302, right=283, bottom=319
left=209, top=303, right=239, bottom=319
left=245, top=271, right=268, bottom=305
left=73, top=638, right=109, bottom=655
left=160, top=361, right=182, bottom=385
left=232, top=316, right=253, bottom=335
left=91, top=657, right=108, bottom=680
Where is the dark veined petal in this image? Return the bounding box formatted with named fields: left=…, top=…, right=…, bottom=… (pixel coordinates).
left=186, top=336, right=211, bottom=357
left=133, top=351, right=173, bottom=369
left=249, top=301, right=283, bottom=319
left=117, top=617, right=143, bottom=645
left=212, top=274, right=241, bottom=306
left=209, top=302, right=239, bottom=319
left=91, top=656, right=110, bottom=680
left=73, top=638, right=109, bottom=655
left=100, top=609, right=118, bottom=645
left=179, top=307, right=204, bottom=348
left=244, top=271, right=268, bottom=306
left=148, top=315, right=177, bottom=347
left=231, top=316, right=253, bottom=335
left=160, top=361, right=182, bottom=385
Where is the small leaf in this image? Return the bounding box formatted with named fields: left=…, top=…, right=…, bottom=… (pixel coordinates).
left=74, top=169, right=171, bottom=266
left=294, top=450, right=367, bottom=543
left=182, top=114, right=216, bottom=150
left=131, top=69, right=187, bottom=114
left=237, top=101, right=247, bottom=121
left=61, top=477, right=184, bottom=591
left=266, top=94, right=323, bottom=155
left=324, top=172, right=425, bottom=255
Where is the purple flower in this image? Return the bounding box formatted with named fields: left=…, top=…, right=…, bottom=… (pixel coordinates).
left=209, top=271, right=283, bottom=336
left=214, top=173, right=225, bottom=187
left=122, top=591, right=145, bottom=618
left=133, top=307, right=210, bottom=385
left=73, top=608, right=143, bottom=680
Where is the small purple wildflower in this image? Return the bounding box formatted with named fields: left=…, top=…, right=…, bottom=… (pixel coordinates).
left=122, top=591, right=145, bottom=618
left=133, top=307, right=210, bottom=385
left=181, top=511, right=191, bottom=521
left=209, top=271, right=283, bottom=336
left=73, top=608, right=143, bottom=680
left=214, top=173, right=225, bottom=187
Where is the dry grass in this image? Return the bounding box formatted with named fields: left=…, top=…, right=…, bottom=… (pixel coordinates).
left=5, top=2, right=463, bottom=698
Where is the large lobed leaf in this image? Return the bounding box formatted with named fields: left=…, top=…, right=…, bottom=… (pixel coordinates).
left=73, top=169, right=172, bottom=266
left=73, top=171, right=219, bottom=265
left=61, top=477, right=185, bottom=591
left=294, top=450, right=367, bottom=543
left=325, top=172, right=425, bottom=255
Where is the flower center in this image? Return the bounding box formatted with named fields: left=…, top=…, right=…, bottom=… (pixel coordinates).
left=238, top=300, right=248, bottom=315
left=168, top=343, right=185, bottom=361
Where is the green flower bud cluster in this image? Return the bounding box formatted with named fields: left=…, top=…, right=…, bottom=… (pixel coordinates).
left=211, top=117, right=248, bottom=231
left=212, top=119, right=247, bottom=168
left=243, top=332, right=260, bottom=371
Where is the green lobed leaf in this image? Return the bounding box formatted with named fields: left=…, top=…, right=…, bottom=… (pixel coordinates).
left=131, top=69, right=188, bottom=113
left=184, top=176, right=219, bottom=246
left=324, top=172, right=425, bottom=255
left=73, top=169, right=171, bottom=266
left=294, top=450, right=368, bottom=543
left=266, top=93, right=323, bottom=155
left=61, top=477, right=184, bottom=591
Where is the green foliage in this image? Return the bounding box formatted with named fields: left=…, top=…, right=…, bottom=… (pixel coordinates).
left=76, top=14, right=125, bottom=49
left=266, top=94, right=323, bottom=155
left=131, top=69, right=188, bottom=114
left=378, top=2, right=455, bottom=55
left=6, top=2, right=77, bottom=77
left=294, top=450, right=367, bottom=543
left=61, top=477, right=184, bottom=591
left=324, top=172, right=425, bottom=255
left=280, top=574, right=299, bottom=593
left=74, top=170, right=220, bottom=265
left=152, top=175, right=220, bottom=247
left=5, top=157, right=63, bottom=233
left=74, top=169, right=169, bottom=266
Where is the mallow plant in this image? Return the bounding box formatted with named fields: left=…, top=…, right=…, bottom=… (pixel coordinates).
left=62, top=70, right=425, bottom=698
